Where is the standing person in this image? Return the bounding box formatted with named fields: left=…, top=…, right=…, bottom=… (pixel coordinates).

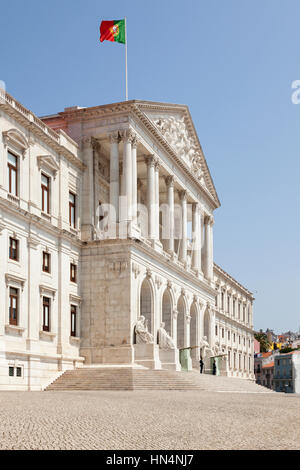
left=212, top=359, right=217, bottom=376
left=199, top=358, right=204, bottom=374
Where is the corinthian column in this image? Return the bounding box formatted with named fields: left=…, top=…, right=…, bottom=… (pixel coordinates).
left=179, top=190, right=187, bottom=263
left=145, top=155, right=156, bottom=239
left=154, top=160, right=160, bottom=241
left=120, top=130, right=134, bottom=222
left=165, top=175, right=174, bottom=254
left=204, top=215, right=214, bottom=281
left=191, top=203, right=202, bottom=273
left=109, top=132, right=120, bottom=223
left=131, top=136, right=138, bottom=224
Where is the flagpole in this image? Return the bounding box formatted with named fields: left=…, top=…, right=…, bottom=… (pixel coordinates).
left=125, top=16, right=128, bottom=101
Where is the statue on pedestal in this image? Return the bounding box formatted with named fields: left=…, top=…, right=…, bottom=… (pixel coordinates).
left=158, top=322, right=176, bottom=350
left=199, top=336, right=211, bottom=359
left=135, top=316, right=154, bottom=344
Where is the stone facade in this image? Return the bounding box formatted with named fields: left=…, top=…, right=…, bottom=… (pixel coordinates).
left=0, top=90, right=255, bottom=389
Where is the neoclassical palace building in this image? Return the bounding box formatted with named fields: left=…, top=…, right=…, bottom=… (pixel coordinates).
left=0, top=89, right=254, bottom=390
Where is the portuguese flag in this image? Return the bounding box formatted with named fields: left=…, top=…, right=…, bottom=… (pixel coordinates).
left=100, top=19, right=126, bottom=44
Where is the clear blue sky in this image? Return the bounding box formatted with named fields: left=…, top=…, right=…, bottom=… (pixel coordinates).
left=1, top=0, right=300, bottom=333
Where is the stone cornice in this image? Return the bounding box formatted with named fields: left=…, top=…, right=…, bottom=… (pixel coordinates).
left=0, top=90, right=85, bottom=171
left=214, top=308, right=254, bottom=334
left=213, top=262, right=254, bottom=300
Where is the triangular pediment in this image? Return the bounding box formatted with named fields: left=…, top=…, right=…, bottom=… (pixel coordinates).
left=133, top=102, right=220, bottom=207
left=37, top=154, right=59, bottom=177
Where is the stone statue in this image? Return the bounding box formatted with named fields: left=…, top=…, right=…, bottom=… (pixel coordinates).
left=135, top=316, right=154, bottom=344
left=158, top=322, right=176, bottom=350
left=199, top=336, right=211, bottom=359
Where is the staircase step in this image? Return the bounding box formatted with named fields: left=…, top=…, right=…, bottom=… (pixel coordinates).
left=44, top=367, right=272, bottom=393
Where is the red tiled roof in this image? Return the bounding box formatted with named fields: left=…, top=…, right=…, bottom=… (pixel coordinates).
left=262, top=352, right=272, bottom=358
left=262, top=362, right=274, bottom=368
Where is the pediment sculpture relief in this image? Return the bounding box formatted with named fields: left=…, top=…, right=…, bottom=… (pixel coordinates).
left=154, top=116, right=205, bottom=183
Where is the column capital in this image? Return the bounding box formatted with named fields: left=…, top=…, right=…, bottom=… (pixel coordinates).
left=144, top=154, right=158, bottom=167
left=192, top=201, right=200, bottom=212
left=108, top=131, right=120, bottom=144
left=120, top=129, right=136, bottom=143
left=132, top=135, right=139, bottom=149
left=91, top=137, right=101, bottom=153
left=178, top=189, right=188, bottom=201
left=204, top=214, right=214, bottom=225
left=164, top=175, right=175, bottom=187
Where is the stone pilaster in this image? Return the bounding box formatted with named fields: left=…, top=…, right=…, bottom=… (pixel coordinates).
left=165, top=175, right=175, bottom=254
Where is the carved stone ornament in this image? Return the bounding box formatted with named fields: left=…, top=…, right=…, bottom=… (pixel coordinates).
left=132, top=262, right=141, bottom=279
left=108, top=260, right=128, bottom=274
left=154, top=117, right=204, bottom=182
left=120, top=129, right=136, bottom=143
left=172, top=309, right=178, bottom=320
left=146, top=268, right=152, bottom=279
left=155, top=276, right=163, bottom=290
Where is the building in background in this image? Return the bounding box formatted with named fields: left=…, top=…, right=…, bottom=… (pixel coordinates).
left=273, top=351, right=300, bottom=393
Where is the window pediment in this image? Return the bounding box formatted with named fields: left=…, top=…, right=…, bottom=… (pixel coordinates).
left=39, top=284, right=57, bottom=298
left=37, top=155, right=59, bottom=178
left=3, top=128, right=29, bottom=155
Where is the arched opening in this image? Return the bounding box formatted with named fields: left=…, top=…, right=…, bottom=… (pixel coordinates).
left=162, top=289, right=172, bottom=338
left=140, top=278, right=153, bottom=335
left=177, top=296, right=185, bottom=349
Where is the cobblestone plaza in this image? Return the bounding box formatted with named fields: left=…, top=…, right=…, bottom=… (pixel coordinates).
left=0, top=390, right=299, bottom=450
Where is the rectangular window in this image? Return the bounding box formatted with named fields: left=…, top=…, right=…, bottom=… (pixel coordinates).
left=69, top=192, right=76, bottom=228
left=221, top=292, right=224, bottom=310
left=215, top=325, right=218, bottom=336
left=70, top=263, right=77, bottom=283
left=70, top=305, right=77, bottom=337
left=233, top=299, right=236, bottom=317
left=228, top=331, right=230, bottom=340
left=222, top=328, right=224, bottom=339
left=16, top=367, right=22, bottom=377
left=7, top=151, right=18, bottom=196
left=42, top=251, right=51, bottom=273
left=9, top=367, right=14, bottom=377
left=9, top=237, right=19, bottom=261
left=41, top=173, right=50, bottom=214
left=43, top=297, right=50, bottom=332
left=9, top=287, right=18, bottom=325
left=227, top=296, right=230, bottom=313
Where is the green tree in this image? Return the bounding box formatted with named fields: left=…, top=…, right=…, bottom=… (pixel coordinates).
left=254, top=332, right=271, bottom=353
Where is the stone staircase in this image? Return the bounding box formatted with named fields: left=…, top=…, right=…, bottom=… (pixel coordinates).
left=45, top=367, right=273, bottom=393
